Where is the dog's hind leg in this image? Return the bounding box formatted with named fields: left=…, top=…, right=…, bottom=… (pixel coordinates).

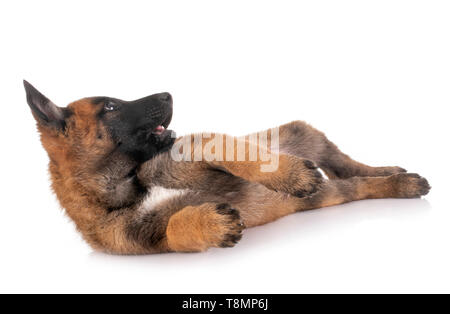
left=238, top=172, right=430, bottom=228
left=296, top=173, right=430, bottom=212
left=248, top=121, right=407, bottom=179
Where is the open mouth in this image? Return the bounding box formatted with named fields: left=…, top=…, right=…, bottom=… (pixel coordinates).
left=152, top=125, right=166, bottom=135
left=150, top=114, right=172, bottom=136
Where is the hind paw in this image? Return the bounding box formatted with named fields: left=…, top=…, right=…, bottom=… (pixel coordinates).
left=388, top=173, right=431, bottom=198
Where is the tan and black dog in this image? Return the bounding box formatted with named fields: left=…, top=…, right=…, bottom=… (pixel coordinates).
left=24, top=81, right=430, bottom=254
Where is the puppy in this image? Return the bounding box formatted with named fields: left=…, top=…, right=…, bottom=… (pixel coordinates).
left=24, top=81, right=430, bottom=254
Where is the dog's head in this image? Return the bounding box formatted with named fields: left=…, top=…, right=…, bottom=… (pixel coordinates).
left=24, top=80, right=175, bottom=208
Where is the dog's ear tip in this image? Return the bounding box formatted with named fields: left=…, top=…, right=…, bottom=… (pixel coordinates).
left=23, top=80, right=34, bottom=92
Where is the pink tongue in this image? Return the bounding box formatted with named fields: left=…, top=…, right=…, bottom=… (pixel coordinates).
left=154, top=125, right=165, bottom=133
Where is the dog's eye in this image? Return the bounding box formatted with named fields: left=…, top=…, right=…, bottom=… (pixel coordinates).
left=104, top=101, right=118, bottom=111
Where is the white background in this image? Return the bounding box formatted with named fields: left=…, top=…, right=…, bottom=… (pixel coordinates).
left=0, top=0, right=449, bottom=293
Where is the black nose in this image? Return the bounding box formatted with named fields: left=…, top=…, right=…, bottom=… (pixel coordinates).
left=158, top=92, right=172, bottom=103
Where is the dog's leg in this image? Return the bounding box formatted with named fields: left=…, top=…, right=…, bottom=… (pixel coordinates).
left=248, top=121, right=407, bottom=179
left=296, top=173, right=430, bottom=211
left=138, top=134, right=324, bottom=198
left=84, top=202, right=244, bottom=254
left=165, top=203, right=244, bottom=252
left=236, top=173, right=431, bottom=228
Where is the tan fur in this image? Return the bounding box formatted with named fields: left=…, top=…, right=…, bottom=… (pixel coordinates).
left=167, top=203, right=244, bottom=252
left=27, top=90, right=430, bottom=254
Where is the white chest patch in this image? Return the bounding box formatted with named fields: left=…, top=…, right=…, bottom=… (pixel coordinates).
left=141, top=186, right=188, bottom=212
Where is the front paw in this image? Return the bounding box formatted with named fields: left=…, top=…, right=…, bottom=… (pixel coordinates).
left=215, top=203, right=245, bottom=248
left=291, top=160, right=325, bottom=197
left=270, top=158, right=324, bottom=198
left=166, top=203, right=245, bottom=252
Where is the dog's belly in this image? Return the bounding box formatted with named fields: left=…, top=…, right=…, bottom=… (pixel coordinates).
left=141, top=186, right=189, bottom=211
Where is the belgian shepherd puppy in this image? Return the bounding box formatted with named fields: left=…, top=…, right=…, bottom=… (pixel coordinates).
left=24, top=81, right=430, bottom=254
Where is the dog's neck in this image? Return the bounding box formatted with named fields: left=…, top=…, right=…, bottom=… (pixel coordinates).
left=48, top=150, right=147, bottom=222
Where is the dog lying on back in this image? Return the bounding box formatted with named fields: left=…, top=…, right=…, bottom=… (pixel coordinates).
left=24, top=81, right=430, bottom=254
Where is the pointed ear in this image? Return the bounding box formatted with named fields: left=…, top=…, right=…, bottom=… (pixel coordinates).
left=23, top=80, right=67, bottom=130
